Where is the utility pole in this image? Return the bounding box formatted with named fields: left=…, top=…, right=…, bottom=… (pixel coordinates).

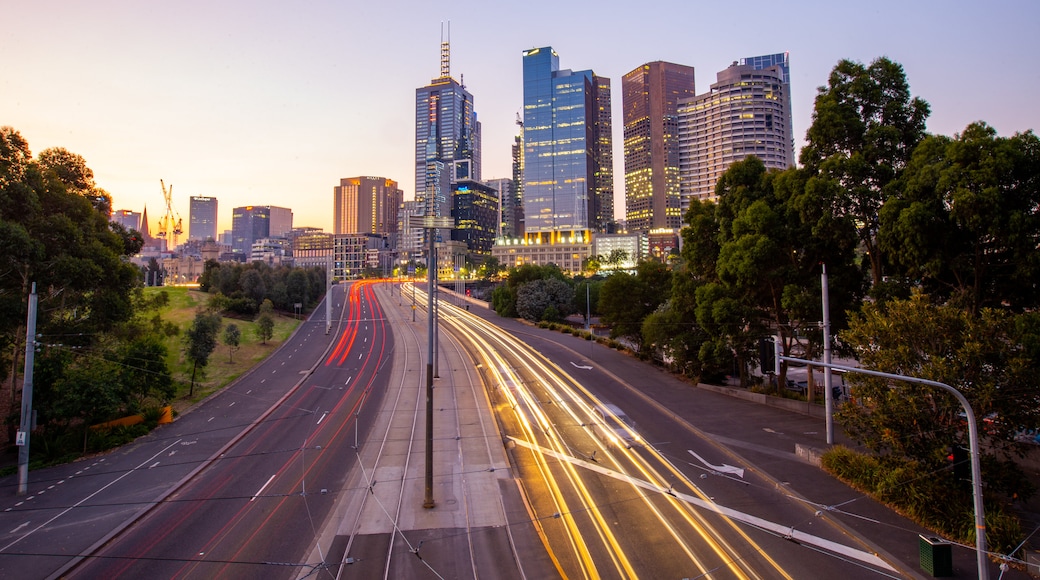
left=822, top=263, right=834, bottom=444
left=17, top=283, right=38, bottom=495
left=407, top=215, right=453, bottom=510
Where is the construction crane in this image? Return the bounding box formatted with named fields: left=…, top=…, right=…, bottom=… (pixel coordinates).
left=156, top=179, right=183, bottom=249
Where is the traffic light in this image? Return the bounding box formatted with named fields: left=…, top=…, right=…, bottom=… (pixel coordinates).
left=758, top=338, right=776, bottom=375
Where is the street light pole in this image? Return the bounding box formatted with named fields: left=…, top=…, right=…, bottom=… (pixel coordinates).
left=777, top=353, right=990, bottom=580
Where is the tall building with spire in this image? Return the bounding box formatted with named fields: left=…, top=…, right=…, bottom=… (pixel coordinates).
left=521, top=46, right=613, bottom=244
left=414, top=25, right=481, bottom=226
left=622, top=61, right=696, bottom=233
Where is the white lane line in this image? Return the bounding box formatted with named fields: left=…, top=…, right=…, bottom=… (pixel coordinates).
left=251, top=475, right=277, bottom=502
left=358, top=353, right=362, bottom=360
left=228, top=402, right=235, bottom=407
left=507, top=437, right=898, bottom=573
left=345, top=376, right=352, bottom=385
left=149, top=462, right=161, bottom=469
left=1, top=439, right=183, bottom=553
left=9, top=522, right=29, bottom=534
left=317, top=412, right=328, bottom=425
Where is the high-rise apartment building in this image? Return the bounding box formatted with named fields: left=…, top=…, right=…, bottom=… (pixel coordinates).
left=622, top=61, right=696, bottom=232
left=484, top=177, right=516, bottom=239
left=678, top=61, right=793, bottom=206
left=415, top=35, right=481, bottom=223
left=333, top=177, right=403, bottom=236
left=189, top=196, right=218, bottom=241
left=741, top=52, right=795, bottom=166
left=231, top=205, right=293, bottom=255
left=521, top=46, right=613, bottom=244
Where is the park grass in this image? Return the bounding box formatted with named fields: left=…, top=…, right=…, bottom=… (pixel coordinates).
left=144, top=287, right=300, bottom=411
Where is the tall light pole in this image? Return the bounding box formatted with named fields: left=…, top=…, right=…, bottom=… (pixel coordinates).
left=17, top=283, right=38, bottom=495
left=408, top=215, right=453, bottom=509
left=777, top=351, right=990, bottom=580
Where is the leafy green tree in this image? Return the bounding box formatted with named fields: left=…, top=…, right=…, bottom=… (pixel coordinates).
left=880, top=122, right=1040, bottom=313
left=515, top=278, right=574, bottom=322
left=0, top=127, right=142, bottom=422
left=117, top=334, right=174, bottom=411
left=599, top=261, right=672, bottom=354
left=492, top=263, right=567, bottom=318
left=184, top=311, right=222, bottom=396
left=223, top=323, right=241, bottom=363
left=681, top=158, right=861, bottom=386
left=800, top=57, right=930, bottom=286
left=836, top=293, right=1037, bottom=500
left=256, top=313, right=275, bottom=345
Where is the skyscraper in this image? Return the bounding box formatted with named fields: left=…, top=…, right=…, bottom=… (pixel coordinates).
left=415, top=32, right=481, bottom=222
left=189, top=196, right=218, bottom=241
left=622, top=61, right=696, bottom=232
left=678, top=60, right=793, bottom=206
left=333, top=176, right=403, bottom=236
left=522, top=46, right=613, bottom=244
left=111, top=209, right=141, bottom=232
left=741, top=52, right=795, bottom=166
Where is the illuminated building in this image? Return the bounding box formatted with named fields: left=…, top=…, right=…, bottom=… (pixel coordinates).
left=333, top=176, right=403, bottom=236
left=678, top=59, right=793, bottom=207
left=622, top=61, right=696, bottom=233
left=521, top=46, right=613, bottom=245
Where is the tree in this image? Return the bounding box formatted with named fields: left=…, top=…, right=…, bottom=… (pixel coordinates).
left=184, top=311, right=222, bottom=396
left=599, top=261, right=672, bottom=354
left=680, top=158, right=862, bottom=387
left=0, top=128, right=142, bottom=424
left=515, top=278, right=574, bottom=322
left=223, top=323, right=241, bottom=363
left=256, top=313, right=275, bottom=345
left=880, top=122, right=1040, bottom=313
left=836, top=292, right=1037, bottom=500
left=800, top=57, right=930, bottom=286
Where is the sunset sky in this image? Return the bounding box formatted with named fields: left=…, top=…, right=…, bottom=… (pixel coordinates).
left=4, top=0, right=1038, bottom=235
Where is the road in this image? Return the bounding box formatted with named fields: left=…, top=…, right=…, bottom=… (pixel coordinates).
left=431, top=287, right=908, bottom=579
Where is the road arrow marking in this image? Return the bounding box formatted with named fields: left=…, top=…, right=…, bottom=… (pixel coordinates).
left=688, top=450, right=745, bottom=478
left=570, top=362, right=593, bottom=370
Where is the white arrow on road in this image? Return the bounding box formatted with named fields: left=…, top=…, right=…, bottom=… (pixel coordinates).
left=570, top=362, right=593, bottom=370
left=688, top=450, right=745, bottom=478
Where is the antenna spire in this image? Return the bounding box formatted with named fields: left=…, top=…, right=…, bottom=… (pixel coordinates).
left=440, top=21, right=450, bottom=79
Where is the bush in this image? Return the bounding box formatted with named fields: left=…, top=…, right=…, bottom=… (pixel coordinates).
left=822, top=446, right=1024, bottom=556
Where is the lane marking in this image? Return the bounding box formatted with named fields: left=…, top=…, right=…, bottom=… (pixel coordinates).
left=149, top=462, right=161, bottom=469
left=317, top=412, right=328, bottom=425
left=570, top=362, right=593, bottom=370
left=251, top=475, right=277, bottom=502
left=1, top=439, right=183, bottom=553
left=10, top=522, right=29, bottom=534
left=507, top=437, right=897, bottom=573
left=688, top=450, right=745, bottom=478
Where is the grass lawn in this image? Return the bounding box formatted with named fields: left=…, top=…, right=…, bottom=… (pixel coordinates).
left=145, top=287, right=301, bottom=412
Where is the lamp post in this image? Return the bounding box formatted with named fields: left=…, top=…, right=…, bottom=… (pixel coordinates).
left=777, top=351, right=990, bottom=580
left=407, top=215, right=453, bottom=509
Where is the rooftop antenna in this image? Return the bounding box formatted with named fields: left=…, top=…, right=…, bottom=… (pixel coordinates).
left=440, top=21, right=450, bottom=79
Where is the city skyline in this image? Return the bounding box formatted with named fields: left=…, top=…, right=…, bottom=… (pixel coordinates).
left=4, top=1, right=1038, bottom=234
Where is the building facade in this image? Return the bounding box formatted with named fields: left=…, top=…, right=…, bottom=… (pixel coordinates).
left=231, top=205, right=293, bottom=255
left=622, top=62, right=696, bottom=232
left=189, top=196, right=218, bottom=241
left=111, top=209, right=141, bottom=232
left=451, top=180, right=499, bottom=256
left=333, top=176, right=403, bottom=236
left=678, top=61, right=793, bottom=206
left=741, top=52, right=795, bottom=168
left=521, top=46, right=613, bottom=245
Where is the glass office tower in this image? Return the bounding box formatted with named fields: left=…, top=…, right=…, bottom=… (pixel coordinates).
left=189, top=196, right=218, bottom=241
left=522, top=46, right=613, bottom=244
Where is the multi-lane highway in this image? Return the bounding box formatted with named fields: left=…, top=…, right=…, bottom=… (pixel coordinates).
left=0, top=279, right=925, bottom=579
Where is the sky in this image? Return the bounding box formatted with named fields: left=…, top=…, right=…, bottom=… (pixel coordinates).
left=4, top=0, right=1039, bottom=236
